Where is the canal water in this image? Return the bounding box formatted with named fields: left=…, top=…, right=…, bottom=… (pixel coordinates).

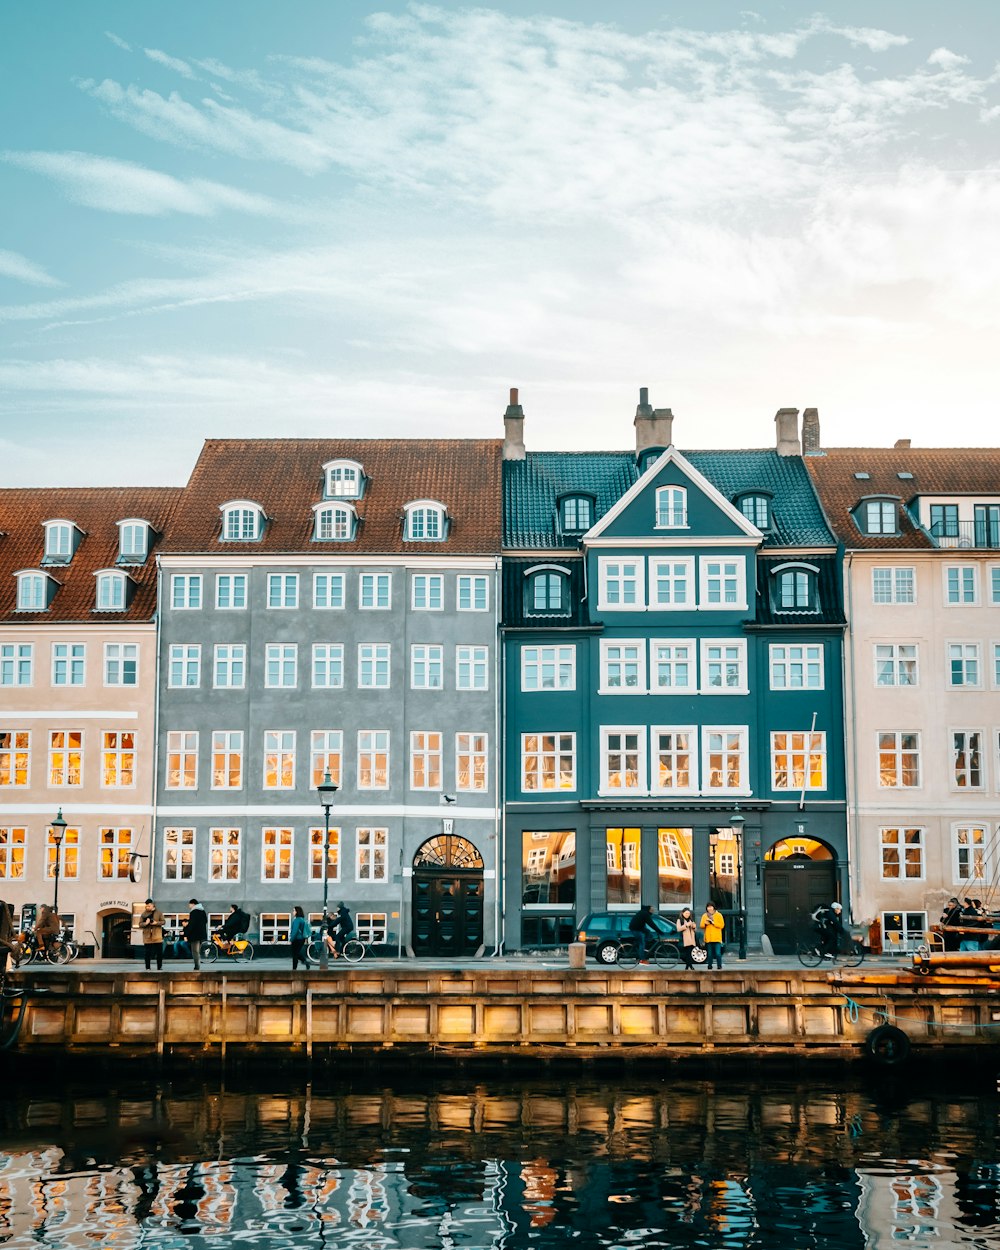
left=1, top=1068, right=999, bottom=1248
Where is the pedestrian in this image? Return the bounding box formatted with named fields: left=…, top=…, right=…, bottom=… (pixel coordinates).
left=0, top=900, right=14, bottom=975
left=960, top=899, right=983, bottom=951
left=184, top=898, right=208, bottom=969
left=628, top=903, right=657, bottom=964
left=138, top=898, right=165, bottom=970
left=290, top=905, right=309, bottom=971
left=699, top=903, right=725, bottom=969
left=940, top=896, right=963, bottom=952
left=676, top=907, right=698, bottom=969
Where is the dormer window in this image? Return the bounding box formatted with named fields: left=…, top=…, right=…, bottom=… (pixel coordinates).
left=221, top=501, right=265, bottom=543
left=737, top=493, right=771, bottom=530
left=323, top=460, right=364, bottom=500
left=42, top=519, right=81, bottom=564
left=525, top=565, right=571, bottom=617
left=655, top=486, right=687, bottom=528
left=16, top=570, right=56, bottom=611
left=117, top=519, right=150, bottom=564
left=560, top=495, right=593, bottom=533
left=313, top=502, right=357, bottom=542
left=857, top=498, right=899, bottom=536
left=404, top=501, right=447, bottom=542
left=95, top=569, right=129, bottom=612
left=772, top=563, right=819, bottom=612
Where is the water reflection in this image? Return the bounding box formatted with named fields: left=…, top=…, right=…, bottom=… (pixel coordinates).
left=0, top=1072, right=998, bottom=1248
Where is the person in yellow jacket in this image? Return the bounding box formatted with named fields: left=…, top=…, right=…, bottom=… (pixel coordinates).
left=699, top=903, right=725, bottom=969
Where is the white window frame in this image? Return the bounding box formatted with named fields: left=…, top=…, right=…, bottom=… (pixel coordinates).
left=117, top=519, right=149, bottom=562
left=410, top=644, right=444, bottom=690
left=648, top=557, right=694, bottom=609
left=166, top=730, right=198, bottom=790
left=263, top=730, right=296, bottom=790
left=655, top=485, right=688, bottom=528
left=313, top=572, right=345, bottom=610
left=409, top=731, right=442, bottom=790
left=323, top=459, right=364, bottom=499
left=698, top=557, right=747, bottom=610
left=872, top=566, right=916, bottom=604
left=947, top=642, right=981, bottom=688
left=0, top=643, right=33, bottom=687
left=597, top=558, right=645, bottom=611
left=521, top=644, right=576, bottom=692
left=650, top=725, right=698, bottom=795
left=261, top=827, right=294, bottom=882
left=456, top=732, right=488, bottom=792
left=0, top=827, right=26, bottom=879
left=162, top=827, right=195, bottom=882
left=600, top=726, right=647, bottom=796
left=358, top=730, right=390, bottom=790
left=0, top=732, right=30, bottom=789
left=100, top=826, right=134, bottom=881
left=412, top=574, right=444, bottom=611
left=17, top=572, right=48, bottom=611
left=313, top=503, right=356, bottom=542
left=650, top=640, right=696, bottom=693
left=952, top=823, right=992, bottom=885
left=221, top=501, right=264, bottom=542
left=599, top=639, right=647, bottom=694
left=358, top=643, right=391, bottom=689
left=944, top=565, right=978, bottom=606
left=168, top=644, right=201, bottom=689
left=404, top=500, right=447, bottom=541
left=308, top=825, right=340, bottom=883
left=699, top=639, right=748, bottom=694
left=877, top=731, right=921, bottom=789
left=215, top=573, right=248, bottom=610
left=171, top=574, right=202, bottom=610
left=356, top=827, right=388, bottom=882
left=209, top=827, right=242, bottom=882
left=101, top=730, right=136, bottom=789
left=310, top=730, right=342, bottom=788
left=103, top=642, right=138, bottom=687
left=48, top=730, right=83, bottom=787
left=359, top=572, right=391, bottom=610
left=95, top=570, right=126, bottom=612
left=951, top=730, right=984, bottom=790
left=311, top=643, right=344, bottom=690
left=265, top=643, right=298, bottom=689
left=457, top=575, right=489, bottom=612
left=213, top=643, right=246, bottom=690
left=211, top=730, right=243, bottom=790
left=990, top=565, right=1000, bottom=605
left=456, top=645, right=489, bottom=691
left=702, top=726, right=749, bottom=796
left=267, top=573, right=299, bottom=609
left=521, top=733, right=576, bottom=792
left=770, top=731, right=827, bottom=792
left=44, top=520, right=74, bottom=560
left=51, top=642, right=85, bottom=687
left=874, top=643, right=918, bottom=688
left=879, top=826, right=925, bottom=881
left=769, top=644, right=824, bottom=690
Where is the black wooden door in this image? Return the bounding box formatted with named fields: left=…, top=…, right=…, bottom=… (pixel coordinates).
left=763, top=860, right=836, bottom=953
left=412, top=872, right=484, bottom=957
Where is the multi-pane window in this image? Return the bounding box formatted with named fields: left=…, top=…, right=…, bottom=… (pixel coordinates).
left=872, top=566, right=915, bottom=604
left=169, top=644, right=201, bottom=688
left=874, top=643, right=918, bottom=687
left=700, top=558, right=743, bottom=607
left=356, top=913, right=388, bottom=944
left=948, top=643, right=980, bottom=687
left=102, top=731, right=135, bottom=787
left=267, top=573, right=299, bottom=609
left=412, top=575, right=443, bottom=610
left=769, top=644, right=824, bottom=690
left=95, top=572, right=126, bottom=611
left=359, top=644, right=391, bottom=688
left=771, top=732, right=827, bottom=790
left=265, top=644, right=297, bottom=688
left=359, top=573, right=391, bottom=609
left=51, top=643, right=85, bottom=686
left=739, top=495, right=770, bottom=528
left=929, top=504, right=959, bottom=538
left=313, top=573, right=345, bottom=609
left=457, top=575, right=489, bottom=611
left=0, top=733, right=29, bottom=787
left=212, top=731, right=243, bottom=789
left=952, top=732, right=983, bottom=789
left=880, top=827, right=924, bottom=880
left=100, top=827, right=133, bottom=880
left=864, top=500, right=897, bottom=534
left=521, top=733, right=576, bottom=791
left=994, top=643, right=1000, bottom=688
left=456, top=733, right=488, bottom=791
left=601, top=560, right=642, bottom=608
left=259, top=913, right=291, bottom=944
left=650, top=642, right=695, bottom=692
left=0, top=828, right=25, bottom=879
left=777, top=569, right=813, bottom=609
left=162, top=828, right=195, bottom=881
left=312, top=644, right=344, bottom=689
left=410, top=732, right=442, bottom=789
left=704, top=729, right=747, bottom=792
left=223, top=505, right=262, bottom=541
left=325, top=462, right=362, bottom=498
left=263, top=730, right=295, bottom=789
left=166, top=731, right=198, bottom=789
left=529, top=571, right=567, bottom=614
left=209, top=828, right=241, bottom=881
left=262, top=828, right=293, bottom=881
left=104, top=642, right=137, bottom=686
left=945, top=566, right=978, bottom=604
left=456, top=645, right=489, bottom=690
left=310, top=730, right=343, bottom=787
left=405, top=504, right=445, bottom=540
left=45, top=521, right=73, bottom=559
left=992, top=567, right=1000, bottom=604
left=602, top=729, right=644, bottom=792
left=562, top=496, right=592, bottom=532
left=1, top=643, right=33, bottom=687
left=649, top=558, right=692, bottom=607
left=878, top=732, right=921, bottom=787
left=215, top=573, right=248, bottom=609
left=358, top=731, right=390, bottom=789
left=171, top=574, right=202, bottom=609
left=214, top=644, right=246, bottom=689
left=652, top=729, right=695, bottom=792
left=47, top=826, right=78, bottom=880
left=411, top=645, right=443, bottom=690
left=953, top=825, right=989, bottom=884
left=701, top=642, right=746, bottom=692
left=357, top=828, right=388, bottom=882
left=309, top=826, right=340, bottom=882
left=16, top=572, right=47, bottom=611
left=521, top=645, right=575, bottom=691
left=49, top=731, right=83, bottom=786
left=314, top=505, right=354, bottom=541
left=602, top=642, right=644, bottom=692
left=656, top=485, right=687, bottom=527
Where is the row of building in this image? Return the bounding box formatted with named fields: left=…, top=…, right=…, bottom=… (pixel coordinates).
left=1, top=390, right=997, bottom=956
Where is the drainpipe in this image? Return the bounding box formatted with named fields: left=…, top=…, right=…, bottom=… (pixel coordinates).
left=844, top=552, right=859, bottom=922
left=150, top=555, right=164, bottom=932
left=493, top=554, right=504, bottom=955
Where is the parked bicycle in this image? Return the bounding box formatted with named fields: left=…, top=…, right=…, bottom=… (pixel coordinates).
left=200, top=931, right=254, bottom=963
left=305, top=932, right=368, bottom=964
left=796, top=931, right=865, bottom=968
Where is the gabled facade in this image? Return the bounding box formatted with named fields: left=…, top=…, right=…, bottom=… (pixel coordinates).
left=154, top=438, right=502, bottom=955
left=502, top=394, right=846, bottom=953
left=807, top=439, right=1000, bottom=950
left=0, top=487, right=180, bottom=953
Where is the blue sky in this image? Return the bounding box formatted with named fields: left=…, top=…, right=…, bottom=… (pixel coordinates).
left=2, top=2, right=999, bottom=485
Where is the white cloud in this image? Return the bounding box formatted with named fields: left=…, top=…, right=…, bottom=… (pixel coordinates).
left=104, top=31, right=131, bottom=52
left=809, top=18, right=910, bottom=52
left=928, top=47, right=971, bottom=69
left=144, top=48, right=196, bottom=78
left=0, top=249, right=61, bottom=288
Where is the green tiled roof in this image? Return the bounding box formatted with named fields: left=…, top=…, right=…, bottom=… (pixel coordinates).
left=504, top=450, right=835, bottom=548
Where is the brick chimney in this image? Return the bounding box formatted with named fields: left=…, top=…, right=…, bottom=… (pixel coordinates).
left=502, top=387, right=526, bottom=460
left=775, top=407, right=800, bottom=456
left=894, top=438, right=911, bottom=450
left=634, top=387, right=674, bottom=453
left=801, top=407, right=821, bottom=455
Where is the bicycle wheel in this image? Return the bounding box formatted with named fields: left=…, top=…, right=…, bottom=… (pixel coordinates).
left=341, top=939, right=365, bottom=964
left=616, top=940, right=639, bottom=969
left=234, top=941, right=254, bottom=963
left=200, top=941, right=218, bottom=963
left=305, top=939, right=323, bottom=964
left=47, top=940, right=71, bottom=965
left=652, top=941, right=682, bottom=970
left=797, top=942, right=824, bottom=968
left=842, top=940, right=865, bottom=968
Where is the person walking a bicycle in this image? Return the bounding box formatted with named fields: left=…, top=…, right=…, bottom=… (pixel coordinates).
left=628, top=903, right=657, bottom=964
left=324, top=902, right=355, bottom=958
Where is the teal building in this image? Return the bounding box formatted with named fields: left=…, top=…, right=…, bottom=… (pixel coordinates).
left=501, top=396, right=846, bottom=953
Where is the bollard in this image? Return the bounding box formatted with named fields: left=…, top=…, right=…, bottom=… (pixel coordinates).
left=568, top=942, right=586, bottom=969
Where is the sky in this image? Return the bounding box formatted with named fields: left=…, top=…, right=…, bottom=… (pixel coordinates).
left=2, top=1, right=999, bottom=487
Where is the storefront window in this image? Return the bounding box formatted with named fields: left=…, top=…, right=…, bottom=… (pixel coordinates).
left=709, top=831, right=740, bottom=909
left=521, top=830, right=576, bottom=905
left=521, top=913, right=576, bottom=947
left=606, top=827, right=641, bottom=906
left=657, top=827, right=692, bottom=906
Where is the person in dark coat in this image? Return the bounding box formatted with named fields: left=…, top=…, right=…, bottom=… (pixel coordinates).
left=628, top=904, right=657, bottom=963
left=289, top=905, right=309, bottom=971
left=940, top=897, right=963, bottom=952
left=184, top=898, right=208, bottom=969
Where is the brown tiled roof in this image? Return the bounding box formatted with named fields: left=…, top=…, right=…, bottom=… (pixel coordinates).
left=0, top=488, right=182, bottom=623
left=806, top=448, right=1000, bottom=549
left=161, top=439, right=503, bottom=555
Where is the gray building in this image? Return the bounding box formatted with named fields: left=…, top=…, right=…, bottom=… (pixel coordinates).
left=154, top=438, right=502, bottom=955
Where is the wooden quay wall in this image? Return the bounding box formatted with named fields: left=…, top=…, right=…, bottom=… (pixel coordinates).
left=7, top=966, right=1000, bottom=1065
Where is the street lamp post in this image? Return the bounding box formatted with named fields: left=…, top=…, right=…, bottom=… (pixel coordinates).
left=50, top=808, right=67, bottom=914
left=317, top=772, right=339, bottom=971
left=731, top=804, right=747, bottom=960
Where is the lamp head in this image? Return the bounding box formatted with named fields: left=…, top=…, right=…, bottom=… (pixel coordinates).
left=730, top=803, right=745, bottom=829
left=51, top=808, right=67, bottom=840
left=317, top=771, right=339, bottom=804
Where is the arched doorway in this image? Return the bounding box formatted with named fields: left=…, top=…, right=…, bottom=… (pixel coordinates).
left=100, top=908, right=133, bottom=959
left=411, top=835, right=484, bottom=957
left=762, top=837, right=837, bottom=954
